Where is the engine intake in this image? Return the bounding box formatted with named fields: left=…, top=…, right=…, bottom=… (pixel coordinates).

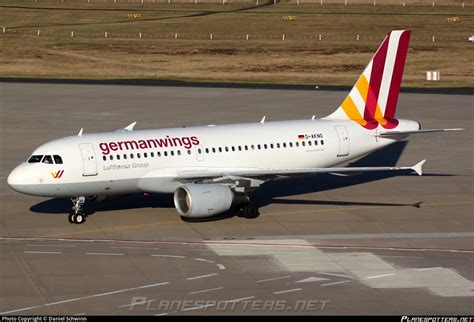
left=174, top=184, right=246, bottom=218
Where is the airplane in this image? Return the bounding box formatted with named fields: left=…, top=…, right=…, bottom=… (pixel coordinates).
left=7, top=30, right=463, bottom=225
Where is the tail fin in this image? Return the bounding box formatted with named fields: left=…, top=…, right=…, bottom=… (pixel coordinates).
left=325, top=30, right=411, bottom=130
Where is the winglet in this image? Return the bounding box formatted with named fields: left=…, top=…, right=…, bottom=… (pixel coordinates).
left=260, top=116, right=266, bottom=124
left=124, top=122, right=137, bottom=131
left=411, top=159, right=426, bottom=176
left=78, top=128, right=83, bottom=136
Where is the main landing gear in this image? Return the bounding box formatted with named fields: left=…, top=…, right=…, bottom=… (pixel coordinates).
left=237, top=202, right=260, bottom=219
left=68, top=196, right=86, bottom=224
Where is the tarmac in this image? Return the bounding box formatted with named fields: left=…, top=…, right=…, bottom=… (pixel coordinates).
left=0, top=82, right=472, bottom=315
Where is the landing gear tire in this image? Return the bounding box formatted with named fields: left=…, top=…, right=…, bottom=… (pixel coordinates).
left=74, top=214, right=85, bottom=224
left=68, top=213, right=86, bottom=224
left=240, top=204, right=260, bottom=219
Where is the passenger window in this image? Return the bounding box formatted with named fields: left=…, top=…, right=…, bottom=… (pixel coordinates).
left=218, top=147, right=222, bottom=153
left=257, top=145, right=261, bottom=150
left=296, top=142, right=299, bottom=147
left=205, top=148, right=209, bottom=154
left=212, top=148, right=216, bottom=153
left=283, top=143, right=287, bottom=148
left=124, top=154, right=127, bottom=159
left=289, top=142, right=293, bottom=148
left=225, top=147, right=229, bottom=152
left=198, top=148, right=202, bottom=154
left=151, top=152, right=154, bottom=157
left=137, top=153, right=141, bottom=159
left=308, top=141, right=312, bottom=146
left=103, top=156, right=106, bottom=161
left=231, top=146, right=235, bottom=152
left=245, top=145, right=248, bottom=151
left=158, top=152, right=161, bottom=157
left=130, top=154, right=134, bottom=159
left=42, top=155, right=54, bottom=164
left=315, top=140, right=318, bottom=146
left=177, top=150, right=181, bottom=156
left=164, top=151, right=168, bottom=157
left=109, top=155, right=114, bottom=161
left=264, top=144, right=267, bottom=149
left=321, top=140, right=324, bottom=145
left=276, top=143, right=280, bottom=148
left=117, top=155, right=121, bottom=160
left=144, top=152, right=147, bottom=158
left=238, top=146, right=242, bottom=151
left=187, top=149, right=191, bottom=155
left=252, top=145, right=255, bottom=150
left=302, top=141, right=306, bottom=147
left=28, top=155, right=43, bottom=163
left=270, top=144, right=274, bottom=149
left=53, top=155, right=63, bottom=164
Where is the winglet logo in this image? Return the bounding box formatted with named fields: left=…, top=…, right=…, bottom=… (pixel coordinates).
left=51, top=170, right=64, bottom=179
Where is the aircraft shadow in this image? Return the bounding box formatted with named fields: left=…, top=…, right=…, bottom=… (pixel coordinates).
left=29, top=141, right=452, bottom=220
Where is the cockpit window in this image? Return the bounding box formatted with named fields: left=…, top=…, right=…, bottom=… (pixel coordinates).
left=53, top=155, right=63, bottom=164
left=27, top=155, right=43, bottom=163
left=42, top=155, right=53, bottom=164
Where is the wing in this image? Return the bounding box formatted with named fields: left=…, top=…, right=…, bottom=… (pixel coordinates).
left=175, top=160, right=426, bottom=188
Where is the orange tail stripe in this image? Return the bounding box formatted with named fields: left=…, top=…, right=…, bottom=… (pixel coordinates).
left=341, top=96, right=367, bottom=126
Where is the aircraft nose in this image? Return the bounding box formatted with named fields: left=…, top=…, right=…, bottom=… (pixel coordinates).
left=7, top=165, right=29, bottom=193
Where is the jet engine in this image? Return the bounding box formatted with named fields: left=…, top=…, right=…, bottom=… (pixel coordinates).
left=174, top=184, right=247, bottom=218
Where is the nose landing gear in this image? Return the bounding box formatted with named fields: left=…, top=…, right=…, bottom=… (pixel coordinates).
left=68, top=196, right=86, bottom=224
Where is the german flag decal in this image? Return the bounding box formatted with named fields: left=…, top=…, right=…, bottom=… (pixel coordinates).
left=298, top=135, right=305, bottom=140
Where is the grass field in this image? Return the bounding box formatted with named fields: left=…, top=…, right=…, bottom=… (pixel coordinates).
left=0, top=0, right=472, bottom=87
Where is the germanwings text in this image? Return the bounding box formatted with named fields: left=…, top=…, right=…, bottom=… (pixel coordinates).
left=99, top=136, right=200, bottom=155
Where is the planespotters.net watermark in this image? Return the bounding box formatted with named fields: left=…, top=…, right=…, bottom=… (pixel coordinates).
left=127, top=297, right=331, bottom=313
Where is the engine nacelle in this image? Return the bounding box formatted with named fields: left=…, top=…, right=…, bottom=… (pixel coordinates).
left=174, top=184, right=243, bottom=218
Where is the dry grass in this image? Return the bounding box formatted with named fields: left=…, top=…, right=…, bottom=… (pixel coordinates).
left=0, top=0, right=473, bottom=87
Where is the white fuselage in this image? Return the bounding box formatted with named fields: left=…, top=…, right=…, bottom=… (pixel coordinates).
left=7, top=118, right=419, bottom=198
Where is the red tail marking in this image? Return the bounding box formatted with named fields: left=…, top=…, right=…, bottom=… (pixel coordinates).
left=383, top=30, right=411, bottom=129
left=364, top=33, right=390, bottom=122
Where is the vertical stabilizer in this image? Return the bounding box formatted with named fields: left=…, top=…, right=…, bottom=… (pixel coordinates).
left=325, top=30, right=411, bottom=130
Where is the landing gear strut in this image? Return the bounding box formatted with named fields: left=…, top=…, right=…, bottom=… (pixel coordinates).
left=68, top=196, right=86, bottom=224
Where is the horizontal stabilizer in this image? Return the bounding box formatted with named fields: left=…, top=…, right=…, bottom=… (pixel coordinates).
left=376, top=128, right=464, bottom=137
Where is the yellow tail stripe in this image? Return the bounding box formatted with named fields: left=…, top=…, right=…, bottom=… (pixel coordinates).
left=340, top=96, right=367, bottom=126
left=356, top=75, right=388, bottom=125
left=356, top=75, right=369, bottom=103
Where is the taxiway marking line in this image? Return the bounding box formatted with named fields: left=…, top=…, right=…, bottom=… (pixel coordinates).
left=318, top=272, right=354, bottom=279
left=194, top=258, right=215, bottom=263
left=366, top=273, right=396, bottom=279
left=0, top=282, right=170, bottom=315
left=151, top=254, right=185, bottom=259
left=187, top=273, right=218, bottom=280
left=321, top=280, right=351, bottom=287
left=24, top=200, right=473, bottom=241
left=188, top=287, right=224, bottom=295
left=86, top=252, right=124, bottom=256
left=273, top=288, right=302, bottom=295
left=24, top=251, right=62, bottom=254
left=257, top=275, right=292, bottom=283
left=416, top=267, right=441, bottom=271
